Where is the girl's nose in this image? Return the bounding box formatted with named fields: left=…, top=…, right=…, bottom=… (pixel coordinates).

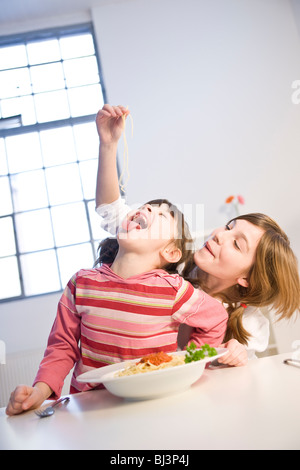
left=144, top=204, right=153, bottom=213
left=212, top=228, right=225, bottom=245
left=213, top=233, right=220, bottom=244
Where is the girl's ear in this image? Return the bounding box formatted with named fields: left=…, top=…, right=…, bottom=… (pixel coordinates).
left=160, top=244, right=182, bottom=265
left=237, top=276, right=249, bottom=288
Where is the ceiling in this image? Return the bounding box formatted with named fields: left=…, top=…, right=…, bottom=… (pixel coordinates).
left=0, top=0, right=115, bottom=26
left=1, top=0, right=300, bottom=40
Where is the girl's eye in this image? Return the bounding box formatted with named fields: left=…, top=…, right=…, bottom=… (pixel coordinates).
left=234, top=240, right=240, bottom=250
left=225, top=223, right=240, bottom=249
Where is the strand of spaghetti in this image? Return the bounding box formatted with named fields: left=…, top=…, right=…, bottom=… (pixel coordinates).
left=118, top=109, right=133, bottom=193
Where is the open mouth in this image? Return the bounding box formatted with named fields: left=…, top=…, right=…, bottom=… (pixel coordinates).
left=122, top=212, right=149, bottom=232
left=132, top=214, right=148, bottom=230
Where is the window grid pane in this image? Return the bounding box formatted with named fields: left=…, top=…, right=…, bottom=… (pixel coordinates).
left=0, top=30, right=104, bottom=126
left=0, top=24, right=106, bottom=302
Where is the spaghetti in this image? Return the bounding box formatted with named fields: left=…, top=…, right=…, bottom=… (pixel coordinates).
left=115, top=352, right=185, bottom=377
left=118, top=108, right=133, bottom=193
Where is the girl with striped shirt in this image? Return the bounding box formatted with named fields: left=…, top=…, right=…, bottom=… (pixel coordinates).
left=6, top=198, right=228, bottom=415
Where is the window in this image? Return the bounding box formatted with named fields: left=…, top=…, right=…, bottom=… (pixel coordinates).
left=0, top=24, right=110, bottom=301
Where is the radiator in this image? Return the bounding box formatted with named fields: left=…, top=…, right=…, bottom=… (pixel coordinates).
left=0, top=348, right=44, bottom=407
left=0, top=348, right=72, bottom=408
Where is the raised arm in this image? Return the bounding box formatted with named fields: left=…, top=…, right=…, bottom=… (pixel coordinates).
left=95, top=104, right=132, bottom=235
left=95, top=104, right=130, bottom=207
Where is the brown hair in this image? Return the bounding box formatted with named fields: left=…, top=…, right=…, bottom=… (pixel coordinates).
left=94, top=199, right=194, bottom=274
left=183, top=213, right=300, bottom=345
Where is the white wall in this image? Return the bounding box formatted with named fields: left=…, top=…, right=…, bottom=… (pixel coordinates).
left=92, top=0, right=300, bottom=238
left=0, top=293, right=61, bottom=354
left=1, top=0, right=300, bottom=357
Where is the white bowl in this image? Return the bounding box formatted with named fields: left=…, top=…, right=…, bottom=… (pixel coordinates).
left=77, top=348, right=227, bottom=400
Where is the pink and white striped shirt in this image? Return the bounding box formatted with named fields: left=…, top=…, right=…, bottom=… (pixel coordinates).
left=34, top=264, right=228, bottom=398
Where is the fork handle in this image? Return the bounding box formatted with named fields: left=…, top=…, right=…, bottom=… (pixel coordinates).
left=51, top=397, right=70, bottom=408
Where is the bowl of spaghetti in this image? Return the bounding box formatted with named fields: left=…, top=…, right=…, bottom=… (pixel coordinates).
left=77, top=345, right=227, bottom=400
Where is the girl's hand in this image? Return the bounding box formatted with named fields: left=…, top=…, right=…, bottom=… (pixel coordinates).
left=217, top=338, right=248, bottom=367
left=6, top=383, right=52, bottom=416
left=96, top=104, right=130, bottom=145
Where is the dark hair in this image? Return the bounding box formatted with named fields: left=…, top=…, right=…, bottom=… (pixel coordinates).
left=94, top=199, right=194, bottom=274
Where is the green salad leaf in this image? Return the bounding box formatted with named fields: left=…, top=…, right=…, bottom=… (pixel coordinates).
left=184, top=342, right=217, bottom=363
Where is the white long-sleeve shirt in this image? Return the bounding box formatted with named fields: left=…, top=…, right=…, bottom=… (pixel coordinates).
left=95, top=197, right=270, bottom=356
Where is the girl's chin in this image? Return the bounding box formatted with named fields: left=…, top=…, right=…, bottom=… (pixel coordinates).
left=118, top=229, right=147, bottom=240
left=194, top=247, right=212, bottom=265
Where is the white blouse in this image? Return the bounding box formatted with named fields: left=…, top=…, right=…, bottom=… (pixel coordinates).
left=96, top=196, right=133, bottom=236
left=96, top=197, right=270, bottom=356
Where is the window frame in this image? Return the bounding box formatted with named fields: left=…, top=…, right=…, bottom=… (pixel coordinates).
left=0, top=23, right=108, bottom=303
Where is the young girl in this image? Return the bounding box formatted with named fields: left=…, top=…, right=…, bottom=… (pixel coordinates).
left=95, top=105, right=300, bottom=363
left=6, top=198, right=228, bottom=416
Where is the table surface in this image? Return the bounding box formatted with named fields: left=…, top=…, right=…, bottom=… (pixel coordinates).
left=1, top=352, right=300, bottom=450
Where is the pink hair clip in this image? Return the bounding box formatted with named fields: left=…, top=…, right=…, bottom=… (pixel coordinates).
left=240, top=303, right=247, bottom=309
